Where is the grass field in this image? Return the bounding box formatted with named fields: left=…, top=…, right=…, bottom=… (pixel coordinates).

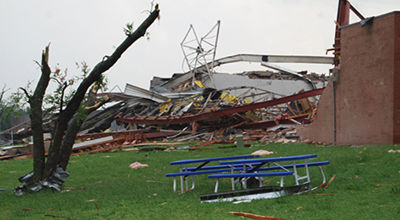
left=1, top=142, right=400, bottom=219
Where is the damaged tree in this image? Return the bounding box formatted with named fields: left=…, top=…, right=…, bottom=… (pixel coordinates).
left=16, top=5, right=160, bottom=195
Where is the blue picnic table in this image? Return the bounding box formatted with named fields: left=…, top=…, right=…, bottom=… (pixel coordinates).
left=166, top=153, right=330, bottom=201
left=209, top=154, right=328, bottom=193
left=166, top=154, right=259, bottom=193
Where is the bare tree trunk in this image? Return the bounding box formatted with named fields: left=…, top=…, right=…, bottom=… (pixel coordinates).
left=59, top=88, right=109, bottom=170
left=44, top=6, right=160, bottom=178
left=28, top=47, right=51, bottom=182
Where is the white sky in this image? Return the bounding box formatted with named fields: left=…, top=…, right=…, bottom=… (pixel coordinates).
left=0, top=0, right=399, bottom=95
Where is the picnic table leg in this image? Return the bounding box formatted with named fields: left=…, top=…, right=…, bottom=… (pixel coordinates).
left=257, top=176, right=263, bottom=187
left=190, top=176, right=195, bottom=190
left=214, top=179, right=220, bottom=193
left=173, top=178, right=177, bottom=192
left=185, top=176, right=188, bottom=191
left=305, top=159, right=311, bottom=183
left=294, top=159, right=311, bottom=185
left=319, top=166, right=327, bottom=184
left=293, top=161, right=299, bottom=185
left=183, top=166, right=189, bottom=191
left=179, top=166, right=184, bottom=193
left=241, top=178, right=248, bottom=189
left=231, top=166, right=235, bottom=191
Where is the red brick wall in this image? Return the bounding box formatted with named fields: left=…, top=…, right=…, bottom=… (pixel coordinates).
left=297, top=11, right=400, bottom=145
left=394, top=13, right=400, bottom=143
left=296, top=82, right=334, bottom=144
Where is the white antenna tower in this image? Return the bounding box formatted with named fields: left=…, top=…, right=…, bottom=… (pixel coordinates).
left=181, top=21, right=220, bottom=85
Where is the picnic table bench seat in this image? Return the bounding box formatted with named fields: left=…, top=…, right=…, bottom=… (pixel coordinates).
left=183, top=161, right=329, bottom=172
left=166, top=169, right=235, bottom=177
left=250, top=161, right=329, bottom=172
left=166, top=161, right=329, bottom=177
left=183, top=163, right=262, bottom=171
left=208, top=171, right=294, bottom=178
left=166, top=154, right=259, bottom=193
left=169, top=155, right=259, bottom=165
left=219, top=154, right=318, bottom=165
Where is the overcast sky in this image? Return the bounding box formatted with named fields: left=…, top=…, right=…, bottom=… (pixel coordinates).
left=0, top=0, right=399, bottom=95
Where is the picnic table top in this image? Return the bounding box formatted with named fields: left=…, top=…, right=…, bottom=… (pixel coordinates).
left=208, top=171, right=294, bottom=178
left=170, top=154, right=259, bottom=165
left=219, top=154, right=318, bottom=165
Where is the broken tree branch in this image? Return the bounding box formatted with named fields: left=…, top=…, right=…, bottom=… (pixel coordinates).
left=44, top=6, right=160, bottom=178
left=19, top=87, right=31, bottom=101
left=59, top=82, right=68, bottom=113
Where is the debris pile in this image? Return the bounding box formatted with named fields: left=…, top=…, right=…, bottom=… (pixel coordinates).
left=1, top=67, right=328, bottom=159
left=14, top=166, right=70, bottom=196
left=1, top=20, right=333, bottom=158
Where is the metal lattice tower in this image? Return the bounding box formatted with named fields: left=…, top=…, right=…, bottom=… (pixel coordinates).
left=181, top=21, right=220, bottom=82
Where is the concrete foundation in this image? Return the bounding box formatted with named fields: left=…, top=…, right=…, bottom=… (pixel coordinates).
left=297, top=11, right=400, bottom=145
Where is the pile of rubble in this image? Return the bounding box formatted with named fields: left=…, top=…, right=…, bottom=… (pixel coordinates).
left=1, top=56, right=330, bottom=159
left=2, top=20, right=334, bottom=158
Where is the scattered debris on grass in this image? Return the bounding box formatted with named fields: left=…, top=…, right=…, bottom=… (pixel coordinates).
left=229, top=211, right=285, bottom=220
left=374, top=183, right=400, bottom=187
left=232, top=200, right=252, bottom=204
left=86, top=199, right=99, bottom=210
left=44, top=214, right=67, bottom=219
left=317, top=175, right=336, bottom=189
left=14, top=166, right=70, bottom=196
left=251, top=150, right=274, bottom=156
left=129, top=161, right=149, bottom=169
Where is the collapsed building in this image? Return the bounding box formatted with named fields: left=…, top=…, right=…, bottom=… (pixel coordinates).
left=115, top=54, right=331, bottom=133
left=1, top=52, right=332, bottom=159
left=108, top=21, right=333, bottom=141
left=2, top=1, right=399, bottom=160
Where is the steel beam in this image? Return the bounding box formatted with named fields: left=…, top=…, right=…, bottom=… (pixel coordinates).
left=160, top=54, right=334, bottom=90
left=124, top=83, right=169, bottom=103
left=118, top=88, right=324, bottom=125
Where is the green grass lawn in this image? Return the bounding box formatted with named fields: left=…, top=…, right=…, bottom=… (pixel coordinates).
left=1, top=143, right=400, bottom=219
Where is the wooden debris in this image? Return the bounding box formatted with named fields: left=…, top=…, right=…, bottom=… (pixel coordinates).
left=127, top=142, right=187, bottom=147
left=189, top=144, right=250, bottom=151
left=316, top=175, right=336, bottom=189
left=86, top=199, right=99, bottom=210
left=188, top=139, right=233, bottom=150
left=374, top=183, right=400, bottom=187
left=229, top=212, right=285, bottom=220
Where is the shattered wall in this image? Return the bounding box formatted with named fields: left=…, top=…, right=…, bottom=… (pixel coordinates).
left=297, top=11, right=400, bottom=145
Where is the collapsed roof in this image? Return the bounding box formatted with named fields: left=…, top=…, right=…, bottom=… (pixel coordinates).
left=1, top=22, right=334, bottom=158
